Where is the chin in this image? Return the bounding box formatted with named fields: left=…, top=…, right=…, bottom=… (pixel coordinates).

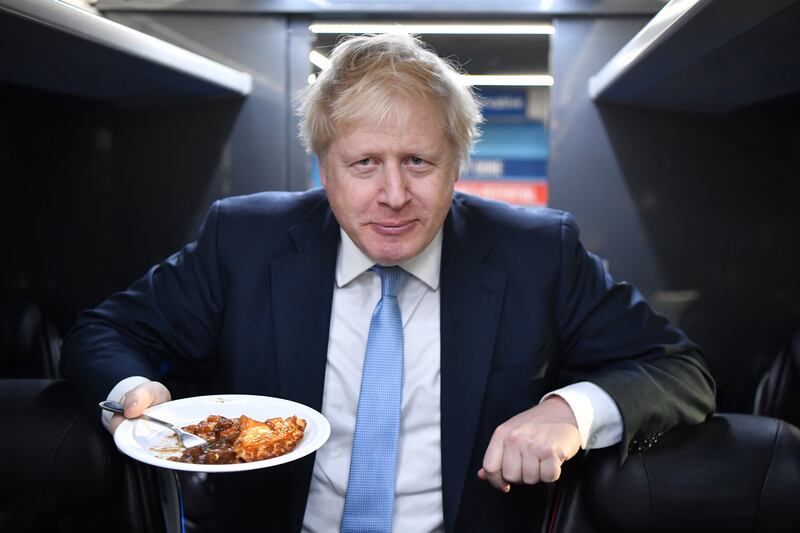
left=367, top=243, right=418, bottom=265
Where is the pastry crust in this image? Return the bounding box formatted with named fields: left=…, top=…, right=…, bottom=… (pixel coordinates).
left=168, top=414, right=306, bottom=464
left=234, top=415, right=307, bottom=462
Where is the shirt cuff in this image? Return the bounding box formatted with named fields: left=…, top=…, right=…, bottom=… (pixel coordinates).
left=541, top=381, right=623, bottom=450
left=101, top=376, right=151, bottom=431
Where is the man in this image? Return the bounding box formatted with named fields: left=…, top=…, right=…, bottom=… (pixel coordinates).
left=61, top=34, right=715, bottom=532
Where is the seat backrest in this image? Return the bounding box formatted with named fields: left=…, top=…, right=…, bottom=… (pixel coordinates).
left=546, top=413, right=800, bottom=533
left=0, top=299, right=61, bottom=378
left=0, top=379, right=167, bottom=533
left=754, top=328, right=800, bottom=426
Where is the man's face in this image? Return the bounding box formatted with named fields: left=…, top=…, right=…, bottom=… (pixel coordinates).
left=320, top=97, right=459, bottom=264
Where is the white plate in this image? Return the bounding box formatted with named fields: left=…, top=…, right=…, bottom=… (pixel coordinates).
left=113, top=394, right=330, bottom=473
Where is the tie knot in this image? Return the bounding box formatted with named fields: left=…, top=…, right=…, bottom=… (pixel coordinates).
left=372, top=265, right=408, bottom=298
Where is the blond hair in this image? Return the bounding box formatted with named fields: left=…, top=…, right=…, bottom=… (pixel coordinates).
left=296, top=33, right=482, bottom=166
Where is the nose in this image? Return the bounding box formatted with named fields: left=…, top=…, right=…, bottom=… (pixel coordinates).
left=379, top=163, right=411, bottom=209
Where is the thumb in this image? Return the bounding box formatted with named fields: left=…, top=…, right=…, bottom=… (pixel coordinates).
left=123, top=381, right=171, bottom=419
left=122, top=388, right=150, bottom=419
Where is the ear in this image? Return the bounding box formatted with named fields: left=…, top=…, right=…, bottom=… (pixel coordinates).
left=452, top=154, right=462, bottom=184
left=317, top=155, right=329, bottom=188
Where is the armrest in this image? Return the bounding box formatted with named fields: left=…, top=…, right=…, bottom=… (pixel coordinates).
left=548, top=413, right=800, bottom=532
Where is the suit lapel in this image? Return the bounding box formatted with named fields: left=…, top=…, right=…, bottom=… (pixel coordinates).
left=271, top=200, right=339, bottom=408
left=270, top=197, right=339, bottom=533
left=440, top=205, right=508, bottom=533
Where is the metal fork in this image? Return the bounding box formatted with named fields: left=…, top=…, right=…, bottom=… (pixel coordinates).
left=99, top=400, right=208, bottom=449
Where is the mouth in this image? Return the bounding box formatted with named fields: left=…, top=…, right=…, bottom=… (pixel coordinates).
left=371, top=220, right=417, bottom=236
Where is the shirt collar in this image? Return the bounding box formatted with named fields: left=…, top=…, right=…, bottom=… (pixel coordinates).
left=336, top=228, right=442, bottom=290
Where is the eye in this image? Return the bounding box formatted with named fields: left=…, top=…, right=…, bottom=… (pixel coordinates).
left=354, top=158, right=373, bottom=166
left=408, top=156, right=426, bottom=166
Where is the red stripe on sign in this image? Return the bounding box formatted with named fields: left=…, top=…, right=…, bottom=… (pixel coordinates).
left=455, top=180, right=548, bottom=206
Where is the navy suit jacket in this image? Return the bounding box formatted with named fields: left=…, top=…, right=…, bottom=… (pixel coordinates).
left=62, top=189, right=715, bottom=532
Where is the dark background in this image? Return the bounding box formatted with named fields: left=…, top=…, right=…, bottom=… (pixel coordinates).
left=3, top=0, right=799, bottom=413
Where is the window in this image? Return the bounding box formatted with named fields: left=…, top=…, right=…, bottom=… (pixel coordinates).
left=308, top=21, right=552, bottom=207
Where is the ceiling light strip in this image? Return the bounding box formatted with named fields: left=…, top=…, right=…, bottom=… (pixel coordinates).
left=463, top=75, right=554, bottom=86
left=308, top=23, right=554, bottom=35
left=309, top=51, right=552, bottom=87
left=309, top=50, right=332, bottom=70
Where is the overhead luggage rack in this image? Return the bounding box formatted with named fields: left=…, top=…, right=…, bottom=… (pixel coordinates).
left=0, top=0, right=252, bottom=104
left=589, top=0, right=800, bottom=113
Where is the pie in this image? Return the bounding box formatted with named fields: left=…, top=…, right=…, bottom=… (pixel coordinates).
left=234, top=415, right=307, bottom=462
left=167, top=414, right=306, bottom=464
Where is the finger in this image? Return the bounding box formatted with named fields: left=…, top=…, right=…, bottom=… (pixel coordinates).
left=482, top=432, right=511, bottom=492
left=484, top=463, right=510, bottom=491
left=539, top=455, right=563, bottom=483
left=479, top=468, right=511, bottom=493
left=108, top=413, right=127, bottom=434
left=148, top=381, right=172, bottom=404
left=521, top=450, right=543, bottom=485
left=501, top=446, right=523, bottom=484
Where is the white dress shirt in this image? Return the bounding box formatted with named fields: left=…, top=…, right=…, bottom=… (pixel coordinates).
left=300, top=229, right=623, bottom=532
left=104, top=225, right=623, bottom=532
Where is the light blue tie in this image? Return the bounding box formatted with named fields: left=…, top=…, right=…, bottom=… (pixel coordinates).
left=341, top=265, right=409, bottom=533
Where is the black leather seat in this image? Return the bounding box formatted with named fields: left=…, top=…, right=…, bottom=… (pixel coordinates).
left=754, top=328, right=800, bottom=427
left=547, top=413, right=800, bottom=532
left=4, top=381, right=797, bottom=532
left=0, top=379, right=168, bottom=533
left=0, top=298, right=61, bottom=378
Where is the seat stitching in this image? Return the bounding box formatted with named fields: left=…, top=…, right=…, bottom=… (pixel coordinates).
left=753, top=420, right=782, bottom=532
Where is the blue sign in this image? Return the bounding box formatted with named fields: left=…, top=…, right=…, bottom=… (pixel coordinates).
left=480, top=89, right=527, bottom=119
left=462, top=158, right=547, bottom=180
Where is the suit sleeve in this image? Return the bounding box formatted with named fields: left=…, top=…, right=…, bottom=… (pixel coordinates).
left=554, top=212, right=716, bottom=462
left=60, top=201, right=225, bottom=415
